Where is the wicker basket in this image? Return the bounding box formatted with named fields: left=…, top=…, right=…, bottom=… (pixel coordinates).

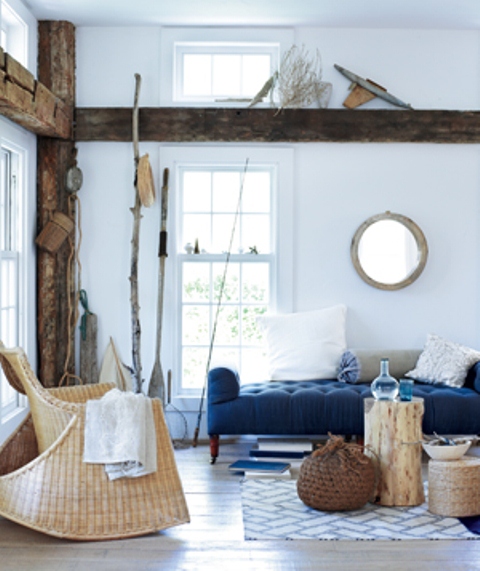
left=36, top=211, right=74, bottom=253
left=297, top=435, right=375, bottom=511
left=428, top=456, right=480, bottom=517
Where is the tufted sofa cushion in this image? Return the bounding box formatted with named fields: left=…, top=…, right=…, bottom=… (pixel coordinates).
left=207, top=364, right=480, bottom=437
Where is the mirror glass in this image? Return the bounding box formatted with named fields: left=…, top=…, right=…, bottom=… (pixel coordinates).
left=351, top=212, right=428, bottom=290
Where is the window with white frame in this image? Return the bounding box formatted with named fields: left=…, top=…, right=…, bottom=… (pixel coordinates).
left=180, top=165, right=273, bottom=391
left=0, top=117, right=35, bottom=440
left=0, top=0, right=28, bottom=66
left=161, top=147, right=294, bottom=403
left=174, top=42, right=277, bottom=103
left=160, top=28, right=294, bottom=106
left=0, top=146, right=20, bottom=416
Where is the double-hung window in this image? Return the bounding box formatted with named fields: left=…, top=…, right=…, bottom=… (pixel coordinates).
left=161, top=147, right=293, bottom=406
left=0, top=118, right=35, bottom=440
left=0, top=147, right=19, bottom=417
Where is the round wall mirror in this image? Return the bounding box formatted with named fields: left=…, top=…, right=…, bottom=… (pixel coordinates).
left=351, top=211, right=428, bottom=290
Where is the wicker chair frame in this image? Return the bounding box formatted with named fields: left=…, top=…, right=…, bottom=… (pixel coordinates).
left=0, top=345, right=190, bottom=540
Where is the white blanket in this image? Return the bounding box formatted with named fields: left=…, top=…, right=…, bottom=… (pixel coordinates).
left=83, top=388, right=157, bottom=481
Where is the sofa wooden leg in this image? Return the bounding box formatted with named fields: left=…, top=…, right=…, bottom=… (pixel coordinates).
left=209, top=434, right=219, bottom=464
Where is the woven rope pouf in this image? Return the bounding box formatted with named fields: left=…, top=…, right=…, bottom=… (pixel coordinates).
left=428, top=456, right=480, bottom=517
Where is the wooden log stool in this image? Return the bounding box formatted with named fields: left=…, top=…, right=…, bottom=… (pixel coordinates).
left=364, top=397, right=425, bottom=506
left=428, top=456, right=480, bottom=517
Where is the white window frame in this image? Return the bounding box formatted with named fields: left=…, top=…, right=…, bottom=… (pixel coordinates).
left=0, top=117, right=36, bottom=442
left=160, top=145, right=294, bottom=412
left=174, top=42, right=279, bottom=104
left=160, top=27, right=294, bottom=107
left=0, top=0, right=37, bottom=75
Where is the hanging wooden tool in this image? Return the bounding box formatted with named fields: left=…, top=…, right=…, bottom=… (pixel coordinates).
left=79, top=289, right=99, bottom=384
left=149, top=168, right=169, bottom=402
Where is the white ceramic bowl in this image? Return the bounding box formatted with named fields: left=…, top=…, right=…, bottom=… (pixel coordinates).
left=422, top=440, right=472, bottom=461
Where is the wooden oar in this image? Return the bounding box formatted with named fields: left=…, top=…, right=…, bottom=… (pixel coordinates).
left=148, top=167, right=169, bottom=402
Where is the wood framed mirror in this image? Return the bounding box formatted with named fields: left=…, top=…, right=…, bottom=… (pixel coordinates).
left=351, top=211, right=428, bottom=290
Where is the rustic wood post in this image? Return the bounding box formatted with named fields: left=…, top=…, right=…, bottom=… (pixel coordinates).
left=37, top=21, right=76, bottom=386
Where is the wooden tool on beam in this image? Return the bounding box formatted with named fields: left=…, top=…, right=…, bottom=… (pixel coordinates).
left=334, top=64, right=413, bottom=110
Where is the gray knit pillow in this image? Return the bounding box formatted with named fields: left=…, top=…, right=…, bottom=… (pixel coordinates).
left=406, top=334, right=480, bottom=388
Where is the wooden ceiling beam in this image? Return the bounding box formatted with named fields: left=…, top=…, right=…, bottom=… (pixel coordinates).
left=75, top=107, right=480, bottom=144
left=0, top=47, right=73, bottom=139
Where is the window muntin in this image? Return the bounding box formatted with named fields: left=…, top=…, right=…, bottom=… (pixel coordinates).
left=178, top=165, right=274, bottom=392
left=174, top=42, right=277, bottom=103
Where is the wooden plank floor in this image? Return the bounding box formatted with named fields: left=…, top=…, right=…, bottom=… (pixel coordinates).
left=1, top=438, right=480, bottom=571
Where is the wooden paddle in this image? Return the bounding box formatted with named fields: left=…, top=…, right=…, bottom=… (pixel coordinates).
left=148, top=167, right=169, bottom=402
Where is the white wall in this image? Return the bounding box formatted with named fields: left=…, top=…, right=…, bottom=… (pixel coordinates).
left=76, top=27, right=480, bottom=435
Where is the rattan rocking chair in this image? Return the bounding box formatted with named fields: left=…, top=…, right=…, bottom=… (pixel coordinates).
left=0, top=344, right=190, bottom=540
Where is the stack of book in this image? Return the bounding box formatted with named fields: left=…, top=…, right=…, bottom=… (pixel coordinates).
left=228, top=459, right=292, bottom=479
left=229, top=439, right=314, bottom=479
left=250, top=438, right=313, bottom=462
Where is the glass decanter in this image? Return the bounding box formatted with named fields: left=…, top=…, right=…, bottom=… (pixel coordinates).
left=371, top=358, right=399, bottom=401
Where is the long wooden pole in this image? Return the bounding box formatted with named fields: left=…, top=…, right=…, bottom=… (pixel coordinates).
left=148, top=168, right=169, bottom=402
left=130, top=74, right=143, bottom=393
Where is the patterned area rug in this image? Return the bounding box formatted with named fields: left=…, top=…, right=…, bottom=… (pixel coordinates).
left=241, top=479, right=478, bottom=540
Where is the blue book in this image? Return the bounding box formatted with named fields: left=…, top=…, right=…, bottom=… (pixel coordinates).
left=249, top=449, right=308, bottom=460
left=228, top=459, right=291, bottom=473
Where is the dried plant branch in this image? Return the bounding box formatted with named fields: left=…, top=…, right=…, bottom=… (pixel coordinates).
left=275, top=45, right=331, bottom=112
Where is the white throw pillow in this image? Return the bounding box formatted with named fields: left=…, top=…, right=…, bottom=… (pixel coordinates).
left=405, top=333, right=480, bottom=388
left=257, top=305, right=347, bottom=381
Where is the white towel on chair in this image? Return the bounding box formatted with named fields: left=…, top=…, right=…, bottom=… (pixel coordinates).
left=83, top=388, right=157, bottom=480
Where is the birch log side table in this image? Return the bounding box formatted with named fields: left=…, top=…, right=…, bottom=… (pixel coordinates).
left=364, top=397, right=425, bottom=506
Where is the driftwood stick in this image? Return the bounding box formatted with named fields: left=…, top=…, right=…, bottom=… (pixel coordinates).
left=130, top=73, right=143, bottom=393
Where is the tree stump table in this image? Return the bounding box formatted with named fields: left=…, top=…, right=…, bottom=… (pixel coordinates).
left=364, top=397, right=425, bottom=506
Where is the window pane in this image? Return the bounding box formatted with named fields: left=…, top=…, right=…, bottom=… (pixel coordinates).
left=242, top=305, right=267, bottom=344
left=183, top=171, right=211, bottom=212
left=242, top=54, right=271, bottom=97
left=241, top=214, right=270, bottom=253
left=212, top=214, right=240, bottom=253
left=212, top=54, right=241, bottom=96
left=215, top=306, right=239, bottom=345
left=212, top=171, right=241, bottom=213
left=182, top=305, right=210, bottom=344
left=183, top=263, right=210, bottom=302
left=242, top=263, right=269, bottom=303
left=182, top=347, right=208, bottom=389
left=213, top=262, right=239, bottom=303
left=243, top=172, right=270, bottom=213
left=183, top=54, right=211, bottom=96
left=183, top=213, right=211, bottom=252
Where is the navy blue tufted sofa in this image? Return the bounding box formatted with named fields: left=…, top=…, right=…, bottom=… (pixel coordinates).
left=207, top=363, right=480, bottom=462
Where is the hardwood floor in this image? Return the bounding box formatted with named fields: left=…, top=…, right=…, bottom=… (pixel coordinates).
left=1, top=438, right=480, bottom=570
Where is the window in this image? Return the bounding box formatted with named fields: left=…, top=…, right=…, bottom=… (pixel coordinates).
left=0, top=117, right=35, bottom=440
left=180, top=166, right=273, bottom=391
left=161, top=146, right=293, bottom=406
left=0, top=147, right=20, bottom=416
left=0, top=0, right=27, bottom=65
left=160, top=28, right=294, bottom=106
left=0, top=0, right=37, bottom=74
left=175, top=43, right=277, bottom=103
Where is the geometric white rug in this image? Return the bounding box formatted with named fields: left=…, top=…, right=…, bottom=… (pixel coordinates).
left=241, top=479, right=478, bottom=540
